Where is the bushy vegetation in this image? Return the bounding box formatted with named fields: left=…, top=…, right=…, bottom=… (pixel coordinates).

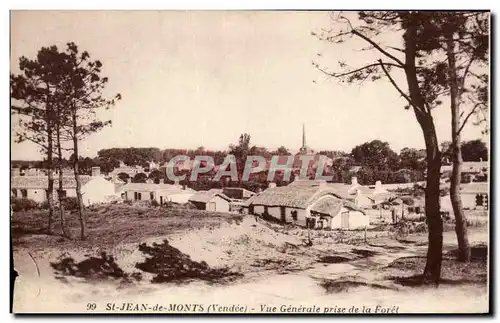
left=62, top=197, right=80, bottom=211
left=11, top=198, right=39, bottom=212
left=135, top=239, right=242, bottom=284
left=51, top=251, right=142, bottom=283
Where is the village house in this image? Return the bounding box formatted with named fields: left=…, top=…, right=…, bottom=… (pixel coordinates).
left=188, top=189, right=232, bottom=212
left=441, top=182, right=489, bottom=211
left=221, top=187, right=256, bottom=200
left=109, top=160, right=148, bottom=178
left=120, top=182, right=195, bottom=204
left=440, top=160, right=488, bottom=182
left=248, top=181, right=369, bottom=230
left=291, top=177, right=394, bottom=210
left=11, top=167, right=118, bottom=206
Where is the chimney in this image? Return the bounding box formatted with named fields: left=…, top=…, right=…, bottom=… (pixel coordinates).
left=375, top=180, right=382, bottom=189
left=352, top=177, right=358, bottom=186
left=127, top=177, right=132, bottom=184
left=480, top=158, right=483, bottom=162
left=174, top=179, right=180, bottom=186
left=268, top=183, right=277, bottom=189
left=91, top=166, right=101, bottom=177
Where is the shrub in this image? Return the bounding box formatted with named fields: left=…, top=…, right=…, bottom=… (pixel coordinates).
left=150, top=199, right=159, bottom=207
left=135, top=239, right=242, bottom=283
left=51, top=251, right=142, bottom=283
left=39, top=200, right=50, bottom=210
left=11, top=198, right=39, bottom=212
left=62, top=197, right=79, bottom=210
left=461, top=173, right=473, bottom=183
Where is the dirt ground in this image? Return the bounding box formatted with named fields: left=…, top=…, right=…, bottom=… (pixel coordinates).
left=11, top=204, right=490, bottom=314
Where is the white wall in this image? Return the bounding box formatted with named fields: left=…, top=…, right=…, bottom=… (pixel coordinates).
left=13, top=188, right=78, bottom=203
left=330, top=207, right=369, bottom=230
left=355, top=194, right=373, bottom=209
left=123, top=189, right=155, bottom=201
left=252, top=205, right=307, bottom=226
left=441, top=193, right=488, bottom=211
left=81, top=177, right=118, bottom=206
left=207, top=195, right=230, bottom=212
left=26, top=189, right=46, bottom=203
left=158, top=191, right=194, bottom=204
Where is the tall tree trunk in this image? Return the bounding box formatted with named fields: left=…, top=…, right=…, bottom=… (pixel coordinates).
left=403, top=16, right=443, bottom=285
left=56, top=122, right=69, bottom=238
left=446, top=32, right=471, bottom=262
left=422, top=143, right=443, bottom=285
left=46, top=130, right=55, bottom=235
left=71, top=112, right=86, bottom=240
left=45, top=86, right=55, bottom=235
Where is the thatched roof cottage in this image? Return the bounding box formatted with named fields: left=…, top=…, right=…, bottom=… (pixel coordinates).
left=248, top=182, right=368, bottom=230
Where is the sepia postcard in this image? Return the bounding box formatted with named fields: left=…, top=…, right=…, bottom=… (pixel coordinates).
left=10, top=10, right=490, bottom=314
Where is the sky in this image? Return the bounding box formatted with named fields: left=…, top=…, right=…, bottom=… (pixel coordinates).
left=10, top=11, right=488, bottom=160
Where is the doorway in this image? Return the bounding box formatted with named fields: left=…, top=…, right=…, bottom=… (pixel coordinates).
left=280, top=206, right=286, bottom=223
left=341, top=211, right=349, bottom=230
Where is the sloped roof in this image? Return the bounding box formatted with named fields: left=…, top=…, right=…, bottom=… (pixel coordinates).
left=367, top=192, right=395, bottom=203
left=310, top=195, right=366, bottom=215
left=462, top=161, right=489, bottom=173
left=121, top=183, right=194, bottom=193
left=249, top=184, right=344, bottom=209
left=461, top=182, right=488, bottom=194
left=222, top=187, right=256, bottom=195
left=188, top=189, right=230, bottom=203
left=441, top=161, right=488, bottom=174
left=243, top=192, right=260, bottom=207
left=12, top=175, right=92, bottom=189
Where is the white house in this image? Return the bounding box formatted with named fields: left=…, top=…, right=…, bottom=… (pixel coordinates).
left=188, top=189, right=231, bottom=212
left=441, top=182, right=489, bottom=211
left=11, top=167, right=118, bottom=206
left=248, top=182, right=369, bottom=230
left=120, top=183, right=195, bottom=205
left=292, top=177, right=393, bottom=209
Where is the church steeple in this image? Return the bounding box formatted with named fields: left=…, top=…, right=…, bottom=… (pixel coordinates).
left=302, top=123, right=306, bottom=149
left=299, top=123, right=312, bottom=154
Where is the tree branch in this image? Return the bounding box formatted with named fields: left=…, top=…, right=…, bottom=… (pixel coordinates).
left=458, top=102, right=483, bottom=135
left=14, top=132, right=49, bottom=151
left=377, top=59, right=418, bottom=110
left=460, top=54, right=476, bottom=94
left=340, top=16, right=406, bottom=68
left=315, top=62, right=402, bottom=79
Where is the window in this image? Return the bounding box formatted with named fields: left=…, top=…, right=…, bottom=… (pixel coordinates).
left=61, top=190, right=67, bottom=198
left=475, top=194, right=484, bottom=207
left=134, top=192, right=138, bottom=200
left=150, top=192, right=154, bottom=200
left=137, top=192, right=142, bottom=200
left=291, top=210, right=298, bottom=221
left=20, top=189, right=28, bottom=198
left=11, top=189, right=17, bottom=197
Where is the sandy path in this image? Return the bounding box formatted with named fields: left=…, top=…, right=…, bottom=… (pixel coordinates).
left=12, top=221, right=489, bottom=314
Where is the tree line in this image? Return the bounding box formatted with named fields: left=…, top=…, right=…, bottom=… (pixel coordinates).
left=13, top=136, right=487, bottom=191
